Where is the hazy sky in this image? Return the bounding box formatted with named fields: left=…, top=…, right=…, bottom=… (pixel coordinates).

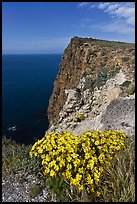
left=2, top=2, right=135, bottom=54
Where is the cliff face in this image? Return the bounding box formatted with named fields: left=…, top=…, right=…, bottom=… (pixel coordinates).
left=47, top=37, right=135, bottom=136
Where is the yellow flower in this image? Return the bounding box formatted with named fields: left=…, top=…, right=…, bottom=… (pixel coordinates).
left=42, top=144, right=47, bottom=149
left=67, top=163, right=72, bottom=170
left=87, top=160, right=94, bottom=169
left=83, top=146, right=90, bottom=153
left=46, top=144, right=52, bottom=151
left=98, top=153, right=105, bottom=162
left=31, top=145, right=36, bottom=151
left=98, top=146, right=102, bottom=150
left=67, top=156, right=72, bottom=162
left=72, top=153, right=78, bottom=158
left=29, top=129, right=126, bottom=196
left=38, top=147, right=43, bottom=154
left=70, top=178, right=77, bottom=186
left=78, top=167, right=84, bottom=174
left=37, top=139, right=42, bottom=145
left=95, top=140, right=99, bottom=145
left=92, top=156, right=97, bottom=163
left=73, top=159, right=81, bottom=167
left=91, top=187, right=94, bottom=192
left=42, top=159, right=47, bottom=165
left=34, top=152, right=38, bottom=157
left=41, top=154, right=46, bottom=159
left=87, top=174, right=93, bottom=185
left=85, top=153, right=90, bottom=159
left=29, top=151, right=33, bottom=157
left=94, top=172, right=100, bottom=183
left=76, top=174, right=82, bottom=181
left=54, top=164, right=59, bottom=171
left=78, top=185, right=84, bottom=191
left=49, top=160, right=56, bottom=167
left=65, top=170, right=71, bottom=179
left=99, top=166, right=104, bottom=173
left=115, top=146, right=121, bottom=150
left=59, top=159, right=65, bottom=168
left=96, top=191, right=101, bottom=196
left=44, top=167, right=50, bottom=174
left=50, top=169, right=56, bottom=177
left=45, top=155, right=51, bottom=162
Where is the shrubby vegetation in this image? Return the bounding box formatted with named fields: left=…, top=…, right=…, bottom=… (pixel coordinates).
left=96, top=66, right=121, bottom=88
left=73, top=114, right=86, bottom=122
left=29, top=130, right=134, bottom=201
left=2, top=136, right=41, bottom=178
left=2, top=130, right=135, bottom=202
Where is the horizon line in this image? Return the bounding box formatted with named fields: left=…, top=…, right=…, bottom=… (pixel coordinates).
left=2, top=53, right=63, bottom=55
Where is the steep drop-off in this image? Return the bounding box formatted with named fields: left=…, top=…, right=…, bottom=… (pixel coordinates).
left=47, top=37, right=135, bottom=136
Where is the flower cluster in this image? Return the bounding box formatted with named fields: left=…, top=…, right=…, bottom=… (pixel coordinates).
left=74, top=114, right=85, bottom=122
left=29, top=130, right=126, bottom=196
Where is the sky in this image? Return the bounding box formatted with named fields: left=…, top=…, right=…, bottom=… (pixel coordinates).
left=2, top=2, right=135, bottom=54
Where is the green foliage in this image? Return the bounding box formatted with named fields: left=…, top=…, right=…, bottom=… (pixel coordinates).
left=44, top=176, right=70, bottom=202
left=120, top=81, right=135, bottom=96
left=2, top=136, right=42, bottom=179
left=96, top=66, right=120, bottom=88
left=83, top=76, right=95, bottom=91
left=28, top=184, right=42, bottom=198
left=108, top=66, right=120, bottom=78
left=127, top=84, right=135, bottom=95
left=74, top=114, right=86, bottom=122
left=96, top=67, right=108, bottom=87
left=91, top=39, right=134, bottom=49
left=120, top=80, right=131, bottom=87
left=30, top=130, right=126, bottom=201
left=122, top=56, right=130, bottom=62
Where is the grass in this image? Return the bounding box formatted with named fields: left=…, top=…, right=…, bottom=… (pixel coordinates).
left=2, top=136, right=42, bottom=179
left=2, top=134, right=135, bottom=202
left=93, top=39, right=135, bottom=49
left=71, top=36, right=135, bottom=49
left=98, top=136, right=135, bottom=202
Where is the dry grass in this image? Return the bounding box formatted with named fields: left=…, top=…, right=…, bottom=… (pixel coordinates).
left=97, top=136, right=135, bottom=202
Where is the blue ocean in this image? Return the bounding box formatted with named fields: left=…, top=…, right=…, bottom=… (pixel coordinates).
left=2, top=54, right=62, bottom=145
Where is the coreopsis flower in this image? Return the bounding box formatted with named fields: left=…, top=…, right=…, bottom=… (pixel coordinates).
left=29, top=129, right=126, bottom=196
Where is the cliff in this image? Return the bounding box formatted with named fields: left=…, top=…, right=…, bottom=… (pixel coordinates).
left=47, top=37, right=135, bottom=136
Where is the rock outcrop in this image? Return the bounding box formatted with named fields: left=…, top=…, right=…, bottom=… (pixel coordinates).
left=47, top=37, right=135, bottom=137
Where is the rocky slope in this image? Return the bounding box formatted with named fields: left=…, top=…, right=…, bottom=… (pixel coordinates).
left=47, top=37, right=135, bottom=137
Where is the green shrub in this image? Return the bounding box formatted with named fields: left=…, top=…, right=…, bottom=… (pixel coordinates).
left=120, top=80, right=131, bottom=87
left=73, top=114, right=86, bottom=122
left=29, top=184, right=42, bottom=198
left=120, top=81, right=135, bottom=96
left=127, top=83, right=135, bottom=95
left=83, top=76, right=95, bottom=91
left=96, top=66, right=120, bottom=88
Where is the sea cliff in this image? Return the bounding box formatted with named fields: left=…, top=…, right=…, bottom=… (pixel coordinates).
left=47, top=36, right=135, bottom=137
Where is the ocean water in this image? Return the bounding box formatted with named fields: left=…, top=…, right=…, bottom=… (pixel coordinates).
left=2, top=54, right=62, bottom=145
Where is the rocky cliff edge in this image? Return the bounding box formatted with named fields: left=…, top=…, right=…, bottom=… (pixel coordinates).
left=47, top=37, right=135, bottom=137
